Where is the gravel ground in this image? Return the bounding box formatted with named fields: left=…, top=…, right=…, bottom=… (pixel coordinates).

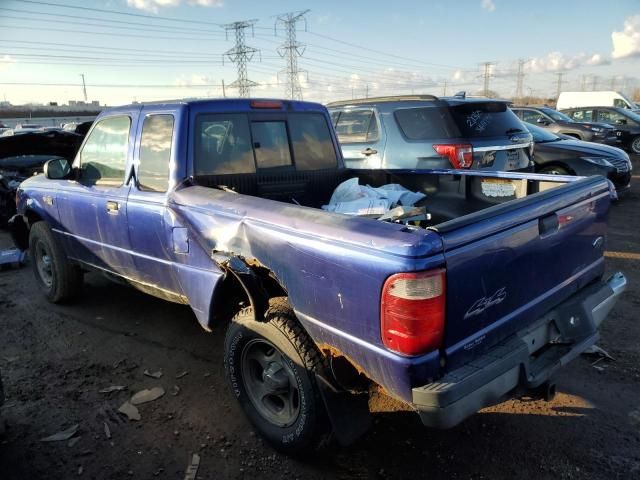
left=0, top=158, right=639, bottom=480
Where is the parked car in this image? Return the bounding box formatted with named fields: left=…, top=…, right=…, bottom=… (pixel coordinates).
left=327, top=94, right=533, bottom=171
left=525, top=123, right=631, bottom=193
left=511, top=105, right=621, bottom=145
left=14, top=123, right=44, bottom=131
left=9, top=99, right=625, bottom=454
left=557, top=91, right=636, bottom=110
left=560, top=106, right=640, bottom=154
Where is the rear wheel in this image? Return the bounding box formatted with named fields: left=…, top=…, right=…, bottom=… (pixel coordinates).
left=224, top=298, right=330, bottom=455
left=540, top=165, right=570, bottom=175
left=631, top=136, right=640, bottom=154
left=28, top=221, right=83, bottom=303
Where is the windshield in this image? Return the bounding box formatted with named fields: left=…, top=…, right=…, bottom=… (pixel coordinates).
left=525, top=123, right=560, bottom=142
left=541, top=108, right=573, bottom=122
left=619, top=108, right=640, bottom=122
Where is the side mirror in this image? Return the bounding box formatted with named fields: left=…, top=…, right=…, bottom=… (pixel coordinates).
left=616, top=118, right=628, bottom=125
left=44, top=158, right=72, bottom=180
left=536, top=117, right=550, bottom=125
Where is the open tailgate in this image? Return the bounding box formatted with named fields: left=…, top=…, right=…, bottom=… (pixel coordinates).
left=437, top=176, right=612, bottom=370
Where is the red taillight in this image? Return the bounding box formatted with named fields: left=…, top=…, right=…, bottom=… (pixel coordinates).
left=250, top=100, right=283, bottom=109
left=381, top=269, right=446, bottom=356
left=433, top=144, right=473, bottom=169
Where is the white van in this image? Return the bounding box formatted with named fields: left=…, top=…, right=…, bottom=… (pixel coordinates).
left=557, top=91, right=637, bottom=111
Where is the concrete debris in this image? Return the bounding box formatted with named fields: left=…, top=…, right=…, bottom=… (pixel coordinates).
left=40, top=424, right=79, bottom=442
left=130, top=387, right=165, bottom=405
left=583, top=345, right=615, bottom=361
left=183, top=453, right=200, bottom=480
left=117, top=402, right=141, bottom=421
left=143, top=370, right=163, bottom=379
left=99, top=385, right=126, bottom=394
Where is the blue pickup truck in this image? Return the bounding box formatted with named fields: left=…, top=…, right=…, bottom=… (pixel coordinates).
left=8, top=99, right=627, bottom=454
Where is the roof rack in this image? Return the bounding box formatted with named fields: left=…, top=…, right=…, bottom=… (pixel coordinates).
left=326, top=94, right=438, bottom=107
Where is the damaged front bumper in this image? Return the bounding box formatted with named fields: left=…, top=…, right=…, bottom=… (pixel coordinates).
left=412, top=272, right=627, bottom=429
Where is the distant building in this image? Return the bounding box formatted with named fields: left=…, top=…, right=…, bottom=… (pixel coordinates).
left=68, top=100, right=100, bottom=110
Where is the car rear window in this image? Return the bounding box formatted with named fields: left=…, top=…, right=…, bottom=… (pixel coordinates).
left=394, top=107, right=460, bottom=139
left=449, top=102, right=525, bottom=138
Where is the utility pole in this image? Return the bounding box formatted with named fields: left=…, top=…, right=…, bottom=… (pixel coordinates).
left=221, top=79, right=226, bottom=98
left=222, top=20, right=260, bottom=98
left=610, top=76, right=617, bottom=90
left=479, top=62, right=495, bottom=97
left=442, top=80, right=448, bottom=96
left=275, top=10, right=309, bottom=100
left=515, top=59, right=527, bottom=102
left=554, top=72, right=566, bottom=99
left=365, top=82, right=369, bottom=99
left=592, top=75, right=599, bottom=91
left=80, top=73, right=87, bottom=102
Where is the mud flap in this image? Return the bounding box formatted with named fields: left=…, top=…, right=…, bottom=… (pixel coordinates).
left=316, top=373, right=371, bottom=446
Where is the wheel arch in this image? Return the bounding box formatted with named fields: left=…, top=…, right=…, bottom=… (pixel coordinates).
left=535, top=161, right=576, bottom=175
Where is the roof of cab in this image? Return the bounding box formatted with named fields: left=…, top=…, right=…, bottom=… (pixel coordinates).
left=108, top=98, right=326, bottom=111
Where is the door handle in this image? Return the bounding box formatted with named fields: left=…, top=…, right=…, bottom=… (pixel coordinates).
left=106, top=200, right=120, bottom=214
left=361, top=147, right=378, bottom=156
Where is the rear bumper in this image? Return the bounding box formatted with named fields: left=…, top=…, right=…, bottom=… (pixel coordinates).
left=412, top=272, right=627, bottom=428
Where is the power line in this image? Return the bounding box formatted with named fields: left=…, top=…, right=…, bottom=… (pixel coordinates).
left=222, top=20, right=260, bottom=98
left=13, top=0, right=224, bottom=26
left=275, top=10, right=309, bottom=100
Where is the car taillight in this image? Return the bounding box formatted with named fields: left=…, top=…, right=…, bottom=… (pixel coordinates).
left=381, top=269, right=446, bottom=356
left=433, top=144, right=473, bottom=169
left=250, top=100, right=283, bottom=109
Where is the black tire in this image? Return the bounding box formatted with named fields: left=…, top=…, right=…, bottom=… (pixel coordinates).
left=631, top=136, right=640, bottom=155
left=28, top=221, right=83, bottom=303
left=540, top=165, right=570, bottom=175
left=224, top=297, right=330, bottom=455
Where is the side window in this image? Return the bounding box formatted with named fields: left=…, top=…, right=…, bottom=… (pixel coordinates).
left=333, top=109, right=379, bottom=143
left=571, top=110, right=593, bottom=122
left=598, top=109, right=624, bottom=123
left=250, top=121, right=292, bottom=169
left=521, top=110, right=546, bottom=124
left=138, top=114, right=174, bottom=192
left=194, top=114, right=255, bottom=175
left=613, top=99, right=626, bottom=108
left=79, top=115, right=131, bottom=185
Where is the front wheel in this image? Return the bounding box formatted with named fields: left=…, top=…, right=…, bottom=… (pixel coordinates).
left=631, top=136, right=640, bottom=154
left=28, top=221, right=83, bottom=303
left=224, top=298, right=330, bottom=455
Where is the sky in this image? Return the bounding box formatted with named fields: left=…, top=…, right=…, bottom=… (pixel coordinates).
left=0, top=0, right=639, bottom=106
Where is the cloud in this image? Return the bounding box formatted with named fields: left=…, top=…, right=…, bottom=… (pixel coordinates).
left=481, top=0, right=495, bottom=12
left=0, top=55, right=16, bottom=72
left=586, top=53, right=610, bottom=66
left=126, top=0, right=222, bottom=13
left=174, top=74, right=215, bottom=87
left=612, top=15, right=640, bottom=59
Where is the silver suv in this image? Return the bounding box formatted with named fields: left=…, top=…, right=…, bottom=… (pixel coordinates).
left=327, top=94, right=533, bottom=171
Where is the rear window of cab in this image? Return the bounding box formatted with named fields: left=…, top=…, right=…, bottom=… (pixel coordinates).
left=194, top=112, right=337, bottom=175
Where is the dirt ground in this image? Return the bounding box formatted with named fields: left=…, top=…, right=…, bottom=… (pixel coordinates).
left=1, top=159, right=639, bottom=480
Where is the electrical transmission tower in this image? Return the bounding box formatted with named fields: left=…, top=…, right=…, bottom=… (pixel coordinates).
left=515, top=59, right=527, bottom=102
left=554, top=72, right=566, bottom=99
left=222, top=20, right=260, bottom=98
left=275, top=10, right=309, bottom=100
left=581, top=75, right=589, bottom=91
left=479, top=62, right=495, bottom=97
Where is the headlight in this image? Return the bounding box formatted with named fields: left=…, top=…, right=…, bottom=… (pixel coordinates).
left=586, top=126, right=603, bottom=132
left=581, top=157, right=614, bottom=167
